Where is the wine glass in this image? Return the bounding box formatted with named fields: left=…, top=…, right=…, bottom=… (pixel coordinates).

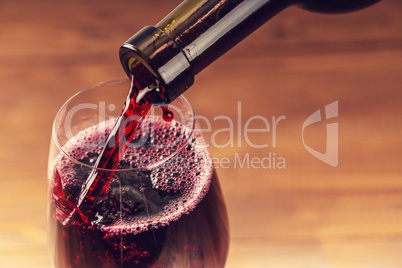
left=47, top=79, right=229, bottom=268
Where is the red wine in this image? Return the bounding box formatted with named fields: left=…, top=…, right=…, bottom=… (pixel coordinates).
left=49, top=117, right=229, bottom=267
left=161, top=106, right=174, bottom=122
left=62, top=76, right=168, bottom=225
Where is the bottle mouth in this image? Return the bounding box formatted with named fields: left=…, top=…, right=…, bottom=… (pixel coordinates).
left=119, top=26, right=194, bottom=104
left=52, top=79, right=195, bottom=172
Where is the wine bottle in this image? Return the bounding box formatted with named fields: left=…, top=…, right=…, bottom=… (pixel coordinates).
left=119, top=0, right=380, bottom=103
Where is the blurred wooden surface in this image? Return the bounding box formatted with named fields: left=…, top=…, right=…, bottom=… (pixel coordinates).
left=0, top=0, right=401, bottom=267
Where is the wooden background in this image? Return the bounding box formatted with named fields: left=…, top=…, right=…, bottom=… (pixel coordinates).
left=0, top=0, right=401, bottom=267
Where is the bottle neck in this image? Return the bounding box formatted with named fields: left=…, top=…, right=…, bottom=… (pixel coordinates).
left=120, top=0, right=293, bottom=103
left=119, top=0, right=380, bottom=103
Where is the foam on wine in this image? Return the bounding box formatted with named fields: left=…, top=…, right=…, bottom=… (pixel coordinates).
left=52, top=116, right=212, bottom=235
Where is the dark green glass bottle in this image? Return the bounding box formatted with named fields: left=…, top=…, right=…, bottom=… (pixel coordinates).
left=120, top=0, right=380, bottom=103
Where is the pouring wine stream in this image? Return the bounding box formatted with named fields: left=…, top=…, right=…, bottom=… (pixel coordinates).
left=64, top=76, right=160, bottom=225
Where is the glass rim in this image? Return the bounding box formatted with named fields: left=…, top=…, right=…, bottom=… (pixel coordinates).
left=52, top=79, right=195, bottom=172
